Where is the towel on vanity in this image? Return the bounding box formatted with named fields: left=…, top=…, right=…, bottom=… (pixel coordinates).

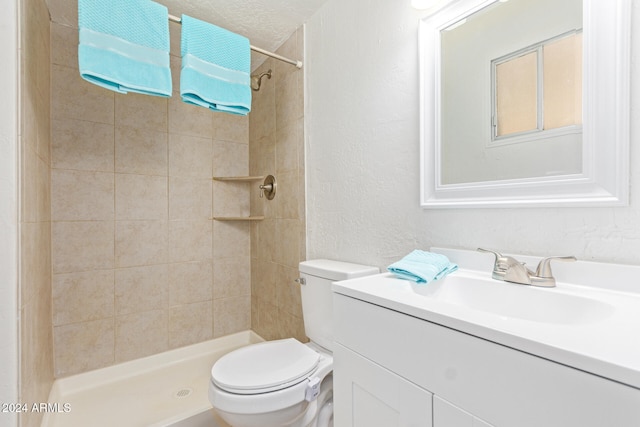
left=180, top=15, right=251, bottom=115
left=78, top=0, right=172, bottom=96
left=388, top=250, right=458, bottom=284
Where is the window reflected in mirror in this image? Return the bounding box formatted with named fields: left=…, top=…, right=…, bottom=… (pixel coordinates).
left=493, top=32, right=583, bottom=140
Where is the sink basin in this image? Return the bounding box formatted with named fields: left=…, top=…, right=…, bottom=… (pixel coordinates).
left=412, top=273, right=615, bottom=325
left=332, top=247, right=640, bottom=391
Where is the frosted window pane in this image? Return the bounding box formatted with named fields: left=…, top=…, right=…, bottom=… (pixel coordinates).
left=543, top=33, right=582, bottom=129
left=496, top=51, right=538, bottom=136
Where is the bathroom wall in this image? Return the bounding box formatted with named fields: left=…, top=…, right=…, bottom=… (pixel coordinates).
left=0, top=0, right=19, bottom=423
left=250, top=28, right=307, bottom=342
left=49, top=4, right=251, bottom=377
left=19, top=0, right=54, bottom=425
left=305, top=0, right=640, bottom=268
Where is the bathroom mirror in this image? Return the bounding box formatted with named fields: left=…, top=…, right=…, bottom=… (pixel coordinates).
left=419, top=0, right=630, bottom=208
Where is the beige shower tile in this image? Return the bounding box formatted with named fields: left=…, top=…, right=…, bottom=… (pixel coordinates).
left=54, top=319, right=114, bottom=377
left=52, top=118, right=115, bottom=172
left=170, top=55, right=180, bottom=95
left=276, top=118, right=303, bottom=174
left=52, top=64, right=114, bottom=124
left=274, top=171, right=300, bottom=220
left=20, top=300, right=53, bottom=426
left=254, top=297, right=279, bottom=341
left=212, top=140, right=249, bottom=177
left=278, top=309, right=307, bottom=343
left=249, top=93, right=276, bottom=142
left=168, top=302, right=213, bottom=348
left=52, top=270, right=115, bottom=326
left=275, top=219, right=301, bottom=268
left=35, top=89, right=51, bottom=165
left=213, top=221, right=250, bottom=259
left=168, top=96, right=212, bottom=138
left=253, top=133, right=276, bottom=178
left=115, top=174, right=168, bottom=220
left=115, top=92, right=168, bottom=131
left=276, top=68, right=303, bottom=128
left=213, top=256, right=251, bottom=300
left=213, top=296, right=251, bottom=338
left=169, top=177, right=212, bottom=220
left=255, top=218, right=276, bottom=263
left=168, top=261, right=213, bottom=305
left=169, top=133, right=213, bottom=178
left=52, top=221, right=115, bottom=274
left=115, top=265, right=169, bottom=315
left=48, top=0, right=78, bottom=28
left=20, top=221, right=51, bottom=306
left=211, top=113, right=249, bottom=144
left=169, top=21, right=181, bottom=57
left=251, top=260, right=277, bottom=305
left=115, top=310, right=168, bottom=362
left=168, top=220, right=212, bottom=262
left=51, top=22, right=77, bottom=67
left=21, top=145, right=38, bottom=223
left=212, top=181, right=250, bottom=218
left=36, top=154, right=51, bottom=222
left=115, top=126, right=168, bottom=176
left=115, top=220, right=168, bottom=267
left=277, top=264, right=303, bottom=317
left=52, top=169, right=114, bottom=221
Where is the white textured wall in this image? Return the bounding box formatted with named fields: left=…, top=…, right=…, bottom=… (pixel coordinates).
left=305, top=0, right=640, bottom=270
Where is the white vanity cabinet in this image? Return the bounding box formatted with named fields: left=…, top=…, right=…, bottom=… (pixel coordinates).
left=333, top=292, right=640, bottom=427
left=334, top=343, right=433, bottom=427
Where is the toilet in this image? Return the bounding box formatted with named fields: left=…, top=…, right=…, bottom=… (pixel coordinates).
left=208, top=259, right=379, bottom=427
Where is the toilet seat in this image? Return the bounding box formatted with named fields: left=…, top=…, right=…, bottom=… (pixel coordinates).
left=211, top=338, right=320, bottom=394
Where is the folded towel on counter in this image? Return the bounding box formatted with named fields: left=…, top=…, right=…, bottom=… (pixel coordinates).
left=388, top=250, right=458, bottom=284
left=78, top=0, right=172, bottom=96
left=180, top=15, right=251, bottom=115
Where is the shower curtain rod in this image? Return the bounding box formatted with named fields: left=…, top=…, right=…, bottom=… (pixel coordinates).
left=168, top=14, right=303, bottom=69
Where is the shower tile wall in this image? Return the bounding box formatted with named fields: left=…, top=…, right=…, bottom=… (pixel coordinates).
left=20, top=0, right=53, bottom=425
left=50, top=15, right=250, bottom=377
left=250, top=28, right=307, bottom=342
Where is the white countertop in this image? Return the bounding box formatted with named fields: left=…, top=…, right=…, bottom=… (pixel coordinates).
left=332, top=248, right=640, bottom=390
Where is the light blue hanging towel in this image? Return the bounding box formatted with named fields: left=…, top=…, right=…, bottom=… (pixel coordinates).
left=180, top=15, right=251, bottom=115
left=78, top=0, right=172, bottom=97
left=388, top=250, right=458, bottom=284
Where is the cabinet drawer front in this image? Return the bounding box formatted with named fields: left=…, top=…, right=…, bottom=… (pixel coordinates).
left=334, top=294, right=640, bottom=427
left=334, top=343, right=433, bottom=427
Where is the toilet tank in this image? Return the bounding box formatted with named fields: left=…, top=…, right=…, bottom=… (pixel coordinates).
left=298, top=259, right=379, bottom=351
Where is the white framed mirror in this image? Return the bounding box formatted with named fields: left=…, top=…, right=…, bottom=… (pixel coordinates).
left=419, top=0, right=630, bottom=208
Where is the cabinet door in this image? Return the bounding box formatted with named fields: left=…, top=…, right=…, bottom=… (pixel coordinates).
left=334, top=343, right=433, bottom=427
left=433, top=396, right=493, bottom=427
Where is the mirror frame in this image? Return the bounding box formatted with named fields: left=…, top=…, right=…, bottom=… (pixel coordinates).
left=419, top=0, right=630, bottom=208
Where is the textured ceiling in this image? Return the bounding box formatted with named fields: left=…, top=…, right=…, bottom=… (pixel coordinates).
left=154, top=0, right=329, bottom=69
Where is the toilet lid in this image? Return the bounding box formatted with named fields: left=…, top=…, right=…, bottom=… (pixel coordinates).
left=211, top=338, right=320, bottom=394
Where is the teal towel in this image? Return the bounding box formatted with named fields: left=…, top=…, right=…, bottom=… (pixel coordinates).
left=180, top=15, right=251, bottom=115
left=78, top=0, right=172, bottom=97
left=388, top=250, right=458, bottom=284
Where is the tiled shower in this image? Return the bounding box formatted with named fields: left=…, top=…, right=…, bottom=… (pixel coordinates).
left=18, top=0, right=306, bottom=425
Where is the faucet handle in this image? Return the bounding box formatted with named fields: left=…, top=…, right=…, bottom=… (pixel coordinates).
left=535, top=256, right=577, bottom=278
left=477, top=248, right=518, bottom=280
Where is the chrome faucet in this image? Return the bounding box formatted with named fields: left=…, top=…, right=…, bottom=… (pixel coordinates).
left=477, top=248, right=576, bottom=288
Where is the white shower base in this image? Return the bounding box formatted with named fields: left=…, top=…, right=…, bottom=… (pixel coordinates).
left=42, top=331, right=263, bottom=427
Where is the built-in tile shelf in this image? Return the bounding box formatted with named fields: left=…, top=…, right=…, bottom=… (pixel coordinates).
left=212, top=176, right=264, bottom=221
left=212, top=176, right=265, bottom=182
left=212, top=216, right=265, bottom=221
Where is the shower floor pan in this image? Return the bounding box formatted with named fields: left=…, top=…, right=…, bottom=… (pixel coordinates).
left=42, top=331, right=263, bottom=427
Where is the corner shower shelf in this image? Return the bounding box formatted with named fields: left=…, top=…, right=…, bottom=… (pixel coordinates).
left=212, top=176, right=264, bottom=182
left=211, top=216, right=265, bottom=221
left=212, top=176, right=265, bottom=221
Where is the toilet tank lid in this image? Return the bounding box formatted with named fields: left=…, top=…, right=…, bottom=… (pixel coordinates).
left=299, top=259, right=379, bottom=281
